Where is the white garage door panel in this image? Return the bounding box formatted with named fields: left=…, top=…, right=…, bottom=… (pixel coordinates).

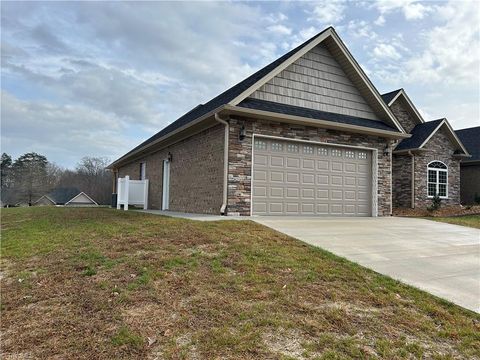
left=252, top=138, right=372, bottom=216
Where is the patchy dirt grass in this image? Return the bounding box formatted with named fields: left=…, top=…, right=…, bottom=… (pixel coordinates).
left=425, top=215, right=480, bottom=229
left=1, top=207, right=479, bottom=359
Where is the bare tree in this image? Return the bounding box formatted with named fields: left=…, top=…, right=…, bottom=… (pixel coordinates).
left=75, top=157, right=111, bottom=204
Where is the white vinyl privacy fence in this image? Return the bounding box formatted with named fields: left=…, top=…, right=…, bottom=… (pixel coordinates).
left=117, top=176, right=149, bottom=210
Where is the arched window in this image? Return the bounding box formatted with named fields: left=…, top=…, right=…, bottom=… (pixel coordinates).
left=427, top=161, right=448, bottom=198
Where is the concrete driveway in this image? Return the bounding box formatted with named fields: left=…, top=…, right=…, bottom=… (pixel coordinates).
left=253, top=216, right=480, bottom=313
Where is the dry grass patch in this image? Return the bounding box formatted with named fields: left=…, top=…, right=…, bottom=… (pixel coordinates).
left=1, top=207, right=479, bottom=359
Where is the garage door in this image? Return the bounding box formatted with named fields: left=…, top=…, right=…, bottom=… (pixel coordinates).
left=252, top=138, right=372, bottom=216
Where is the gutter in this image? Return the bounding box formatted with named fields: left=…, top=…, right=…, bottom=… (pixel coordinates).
left=408, top=150, right=415, bottom=209
left=214, top=113, right=229, bottom=215
left=223, top=105, right=410, bottom=139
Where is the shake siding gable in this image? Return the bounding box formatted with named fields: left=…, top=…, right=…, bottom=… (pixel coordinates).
left=250, top=44, right=380, bottom=121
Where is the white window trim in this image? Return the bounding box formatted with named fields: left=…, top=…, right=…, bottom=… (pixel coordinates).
left=427, top=161, right=448, bottom=199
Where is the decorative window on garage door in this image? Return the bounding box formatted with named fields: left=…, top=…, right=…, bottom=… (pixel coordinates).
left=271, top=142, right=283, bottom=151
left=427, top=161, right=448, bottom=198
left=254, top=139, right=267, bottom=150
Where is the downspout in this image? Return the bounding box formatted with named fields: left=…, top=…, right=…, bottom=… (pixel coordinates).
left=408, top=151, right=415, bottom=208
left=215, top=113, right=229, bottom=215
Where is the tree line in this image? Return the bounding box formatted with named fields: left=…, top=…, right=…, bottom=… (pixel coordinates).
left=1, top=152, right=112, bottom=206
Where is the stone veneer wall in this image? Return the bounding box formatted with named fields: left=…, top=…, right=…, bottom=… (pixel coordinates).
left=390, top=99, right=418, bottom=133
left=392, top=154, right=412, bottom=208
left=117, top=124, right=224, bottom=213
left=227, top=117, right=395, bottom=216
left=412, top=127, right=461, bottom=208
left=460, top=164, right=480, bottom=204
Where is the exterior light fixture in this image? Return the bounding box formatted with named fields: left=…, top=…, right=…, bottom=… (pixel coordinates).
left=383, top=145, right=390, bottom=156
left=167, top=152, right=173, bottom=162
left=239, top=125, right=246, bottom=141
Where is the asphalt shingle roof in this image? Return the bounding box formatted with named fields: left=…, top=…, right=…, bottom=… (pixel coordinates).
left=48, top=187, right=81, bottom=205
left=395, top=119, right=443, bottom=151
left=238, top=98, right=398, bottom=132
left=115, top=28, right=331, bottom=163
left=456, top=126, right=480, bottom=162
left=380, top=89, right=402, bottom=105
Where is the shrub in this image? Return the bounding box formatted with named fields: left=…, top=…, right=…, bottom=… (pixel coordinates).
left=427, top=194, right=442, bottom=212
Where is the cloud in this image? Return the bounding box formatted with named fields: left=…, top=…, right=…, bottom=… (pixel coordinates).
left=267, top=24, right=292, bottom=36
left=307, top=0, right=346, bottom=25
left=372, top=43, right=402, bottom=60
left=402, top=0, right=480, bottom=84
left=0, top=91, right=135, bottom=165
left=374, top=15, right=386, bottom=26
left=1, top=1, right=278, bottom=166
left=346, top=20, right=378, bottom=40
left=373, top=0, right=432, bottom=21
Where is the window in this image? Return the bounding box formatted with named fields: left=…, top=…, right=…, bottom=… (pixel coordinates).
left=139, top=162, right=146, bottom=180
left=287, top=144, right=299, bottom=153
left=358, top=152, right=367, bottom=160
left=318, top=147, right=328, bottom=156
left=271, top=142, right=283, bottom=152
left=332, top=149, right=342, bottom=157
left=345, top=150, right=355, bottom=158
left=254, top=139, right=267, bottom=150
left=427, top=161, right=448, bottom=198
left=303, top=145, right=314, bottom=154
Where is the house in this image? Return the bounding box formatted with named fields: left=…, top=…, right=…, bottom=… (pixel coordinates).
left=34, top=187, right=98, bottom=206
left=386, top=89, right=470, bottom=209
left=108, top=27, right=469, bottom=216
left=455, top=126, right=480, bottom=204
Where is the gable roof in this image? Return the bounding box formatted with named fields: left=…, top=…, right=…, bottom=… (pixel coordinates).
left=111, top=29, right=330, bottom=165
left=47, top=187, right=81, bottom=205
left=381, top=89, right=402, bottom=105
left=381, top=88, right=425, bottom=127
left=455, top=126, right=480, bottom=163
left=395, top=118, right=469, bottom=155
left=395, top=119, right=443, bottom=151
left=110, top=27, right=406, bottom=168
left=34, top=195, right=56, bottom=205
left=65, top=192, right=98, bottom=205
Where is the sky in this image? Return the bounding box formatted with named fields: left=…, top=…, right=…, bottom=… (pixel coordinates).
left=1, top=0, right=479, bottom=168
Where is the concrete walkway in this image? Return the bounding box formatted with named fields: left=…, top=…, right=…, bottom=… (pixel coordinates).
left=253, top=216, right=480, bottom=313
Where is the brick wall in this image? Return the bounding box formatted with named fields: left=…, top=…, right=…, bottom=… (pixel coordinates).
left=412, top=127, right=461, bottom=208
left=390, top=99, right=418, bottom=133
left=392, top=154, right=412, bottom=208
left=117, top=124, right=224, bottom=213
left=227, top=117, right=395, bottom=216
left=460, top=164, right=480, bottom=204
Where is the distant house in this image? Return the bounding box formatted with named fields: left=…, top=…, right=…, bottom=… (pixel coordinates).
left=34, top=187, right=98, bottom=206
left=455, top=127, right=480, bottom=204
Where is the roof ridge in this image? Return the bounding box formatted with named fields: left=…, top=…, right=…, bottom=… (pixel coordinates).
left=456, top=125, right=480, bottom=132
left=381, top=88, right=403, bottom=96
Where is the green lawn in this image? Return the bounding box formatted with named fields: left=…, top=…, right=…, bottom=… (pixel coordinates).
left=426, top=215, right=480, bottom=229
left=1, top=207, right=479, bottom=359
